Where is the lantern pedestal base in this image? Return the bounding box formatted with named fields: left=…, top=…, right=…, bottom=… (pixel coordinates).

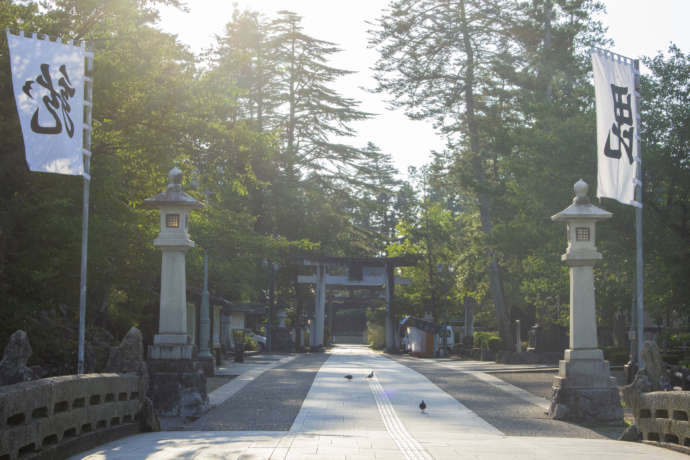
left=197, top=354, right=215, bottom=377
left=148, top=343, right=194, bottom=360
left=548, top=348, right=623, bottom=422
left=154, top=333, right=189, bottom=345
left=148, top=346, right=209, bottom=417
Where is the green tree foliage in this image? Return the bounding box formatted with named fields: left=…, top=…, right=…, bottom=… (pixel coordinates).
left=370, top=0, right=627, bottom=346
left=371, top=0, right=524, bottom=345
left=270, top=10, right=371, bottom=179
left=494, top=0, right=611, bottom=330
left=0, top=2, right=397, bottom=373
left=1, top=0, right=198, bottom=372
left=349, top=142, right=403, bottom=255
left=640, top=45, right=690, bottom=327
left=387, top=166, right=461, bottom=325
left=0, top=0, right=687, bottom=373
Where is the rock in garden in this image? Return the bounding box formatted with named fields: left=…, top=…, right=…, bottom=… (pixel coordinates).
left=105, top=326, right=146, bottom=374
left=618, top=424, right=641, bottom=442
left=550, top=402, right=569, bottom=420
left=139, top=396, right=161, bottom=432
left=640, top=340, right=669, bottom=390
left=85, top=327, right=115, bottom=372
left=621, top=371, right=652, bottom=413
left=621, top=341, right=674, bottom=413
left=0, top=330, right=36, bottom=385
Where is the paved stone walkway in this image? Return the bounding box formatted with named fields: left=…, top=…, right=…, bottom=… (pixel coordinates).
left=391, top=355, right=608, bottom=438
left=208, top=354, right=298, bottom=406
left=74, top=345, right=686, bottom=459
left=185, top=352, right=329, bottom=431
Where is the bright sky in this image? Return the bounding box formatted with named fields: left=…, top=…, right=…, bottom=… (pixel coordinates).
left=157, top=0, right=689, bottom=175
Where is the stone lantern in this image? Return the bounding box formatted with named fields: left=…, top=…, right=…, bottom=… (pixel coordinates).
left=143, top=167, right=203, bottom=356
left=142, top=167, right=208, bottom=416
left=548, top=179, right=622, bottom=422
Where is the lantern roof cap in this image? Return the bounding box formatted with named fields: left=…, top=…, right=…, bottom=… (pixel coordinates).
left=551, top=179, right=612, bottom=222
left=141, top=167, right=204, bottom=209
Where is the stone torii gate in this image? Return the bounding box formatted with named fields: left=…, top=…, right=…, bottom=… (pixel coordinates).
left=297, top=256, right=415, bottom=352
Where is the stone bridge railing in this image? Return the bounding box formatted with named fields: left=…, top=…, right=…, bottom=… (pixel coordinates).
left=0, top=373, right=144, bottom=460
left=636, top=390, right=690, bottom=448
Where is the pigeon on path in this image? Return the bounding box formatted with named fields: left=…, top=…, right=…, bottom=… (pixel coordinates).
left=344, top=374, right=353, bottom=381
left=366, top=371, right=374, bottom=378
left=419, top=400, right=426, bottom=413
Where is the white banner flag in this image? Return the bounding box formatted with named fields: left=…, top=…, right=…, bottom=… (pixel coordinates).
left=592, top=50, right=641, bottom=207
left=7, top=30, right=85, bottom=175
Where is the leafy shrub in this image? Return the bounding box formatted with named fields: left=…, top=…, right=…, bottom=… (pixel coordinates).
left=474, top=331, right=500, bottom=348
left=244, top=336, right=257, bottom=351
left=665, top=332, right=690, bottom=348
left=662, top=351, right=685, bottom=365
left=366, top=308, right=385, bottom=349
left=367, top=322, right=385, bottom=349
left=601, top=346, right=629, bottom=365
left=487, top=336, right=503, bottom=353
left=231, top=329, right=245, bottom=349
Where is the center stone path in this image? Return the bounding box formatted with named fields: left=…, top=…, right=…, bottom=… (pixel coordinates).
left=75, top=345, right=687, bottom=459
left=298, top=345, right=501, bottom=433
left=283, top=344, right=501, bottom=459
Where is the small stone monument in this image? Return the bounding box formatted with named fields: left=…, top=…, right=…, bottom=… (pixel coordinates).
left=142, top=167, right=208, bottom=416
left=548, top=180, right=623, bottom=422
left=271, top=310, right=295, bottom=352
left=515, top=320, right=522, bottom=353
left=277, top=310, right=288, bottom=328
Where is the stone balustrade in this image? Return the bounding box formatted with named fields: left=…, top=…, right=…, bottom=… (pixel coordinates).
left=636, top=390, right=690, bottom=447
left=0, top=373, right=143, bottom=459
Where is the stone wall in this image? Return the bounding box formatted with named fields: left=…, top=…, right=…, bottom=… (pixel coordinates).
left=0, top=373, right=144, bottom=459
left=635, top=390, right=690, bottom=449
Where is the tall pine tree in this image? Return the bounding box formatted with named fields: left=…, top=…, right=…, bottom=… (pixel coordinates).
left=371, top=0, right=515, bottom=345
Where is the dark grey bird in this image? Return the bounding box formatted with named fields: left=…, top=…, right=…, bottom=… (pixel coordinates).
left=419, top=400, right=426, bottom=412
left=344, top=374, right=353, bottom=381
left=366, top=371, right=374, bottom=378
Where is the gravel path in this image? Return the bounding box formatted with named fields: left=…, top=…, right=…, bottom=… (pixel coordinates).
left=391, top=355, right=617, bottom=439
left=183, top=352, right=329, bottom=431
left=492, top=368, right=634, bottom=427
left=489, top=370, right=557, bottom=400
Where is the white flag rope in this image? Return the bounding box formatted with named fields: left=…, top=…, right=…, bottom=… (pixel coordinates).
left=591, top=47, right=641, bottom=208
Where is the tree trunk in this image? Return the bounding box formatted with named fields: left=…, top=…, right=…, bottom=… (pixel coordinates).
left=542, top=0, right=553, bottom=103
left=256, top=43, right=264, bottom=132
left=423, top=193, right=438, bottom=320
left=459, top=0, right=513, bottom=348
left=286, top=20, right=297, bottom=178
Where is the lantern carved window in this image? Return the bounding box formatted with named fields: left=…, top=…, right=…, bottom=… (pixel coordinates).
left=575, top=227, right=590, bottom=241
left=166, top=213, right=180, bottom=228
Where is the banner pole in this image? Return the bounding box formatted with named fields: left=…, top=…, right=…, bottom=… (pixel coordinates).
left=77, top=42, right=94, bottom=375
left=633, top=59, right=644, bottom=368
left=77, top=157, right=89, bottom=375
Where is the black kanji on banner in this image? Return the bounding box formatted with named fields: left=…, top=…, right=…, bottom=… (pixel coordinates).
left=604, top=84, right=634, bottom=164
left=22, top=63, right=76, bottom=137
